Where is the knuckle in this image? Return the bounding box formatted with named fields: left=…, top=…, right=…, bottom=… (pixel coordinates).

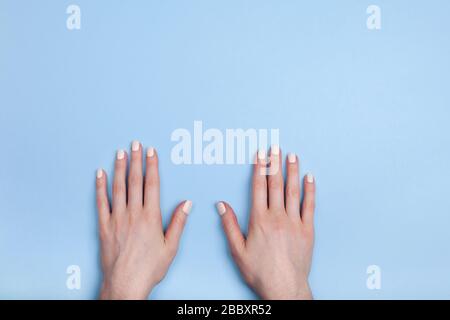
left=145, top=175, right=159, bottom=188
left=96, top=196, right=104, bottom=208
left=129, top=173, right=141, bottom=186
left=268, top=178, right=282, bottom=190
left=113, top=182, right=125, bottom=195
left=223, top=216, right=233, bottom=228
left=304, top=183, right=316, bottom=192
left=253, top=178, right=266, bottom=190
left=115, top=160, right=126, bottom=170
left=286, top=185, right=300, bottom=198
left=304, top=199, right=315, bottom=210
left=96, top=179, right=103, bottom=190
left=173, top=211, right=186, bottom=226
left=166, top=242, right=178, bottom=258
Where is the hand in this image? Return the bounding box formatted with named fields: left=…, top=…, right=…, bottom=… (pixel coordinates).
left=96, top=141, right=192, bottom=299
left=216, top=146, right=315, bottom=300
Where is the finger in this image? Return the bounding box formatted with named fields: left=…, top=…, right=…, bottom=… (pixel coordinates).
left=144, top=147, right=160, bottom=211
left=96, top=168, right=110, bottom=226
left=165, top=200, right=192, bottom=255
left=216, top=201, right=246, bottom=259
left=252, top=149, right=268, bottom=213
left=301, top=173, right=316, bottom=226
left=112, top=149, right=127, bottom=214
left=267, top=145, right=284, bottom=211
left=285, top=153, right=301, bottom=219
left=128, top=140, right=143, bottom=209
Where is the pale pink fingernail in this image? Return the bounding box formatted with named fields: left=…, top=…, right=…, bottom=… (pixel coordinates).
left=306, top=173, right=314, bottom=183
left=147, top=147, right=155, bottom=158
left=117, top=149, right=125, bottom=160
left=96, top=169, right=103, bottom=179
left=182, top=200, right=192, bottom=215
left=131, top=140, right=140, bottom=152
left=288, top=153, right=296, bottom=163
left=216, top=202, right=226, bottom=216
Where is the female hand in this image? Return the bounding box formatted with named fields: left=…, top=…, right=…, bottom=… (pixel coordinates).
left=96, top=141, right=192, bottom=299
left=217, top=146, right=315, bottom=300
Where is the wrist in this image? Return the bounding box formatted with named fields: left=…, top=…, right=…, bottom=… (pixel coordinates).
left=293, top=282, right=313, bottom=300
left=99, top=280, right=153, bottom=300
left=257, top=279, right=312, bottom=300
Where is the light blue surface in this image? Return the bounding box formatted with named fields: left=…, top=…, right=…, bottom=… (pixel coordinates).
left=1, top=0, right=450, bottom=299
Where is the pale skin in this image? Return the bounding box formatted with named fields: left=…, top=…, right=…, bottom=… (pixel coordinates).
left=96, top=142, right=315, bottom=300
left=96, top=141, right=192, bottom=300
left=216, top=146, right=316, bottom=300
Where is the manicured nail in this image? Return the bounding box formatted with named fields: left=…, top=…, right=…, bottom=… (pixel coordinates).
left=306, top=173, right=314, bottom=183
left=182, top=200, right=192, bottom=215
left=131, top=140, right=140, bottom=152
left=288, top=153, right=296, bottom=163
left=147, top=147, right=155, bottom=158
left=257, top=149, right=266, bottom=161
left=271, top=144, right=280, bottom=156
left=96, top=169, right=103, bottom=179
left=216, top=202, right=226, bottom=216
left=117, top=149, right=125, bottom=160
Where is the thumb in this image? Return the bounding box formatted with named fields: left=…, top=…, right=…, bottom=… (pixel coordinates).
left=165, top=200, right=192, bottom=254
left=216, top=201, right=246, bottom=258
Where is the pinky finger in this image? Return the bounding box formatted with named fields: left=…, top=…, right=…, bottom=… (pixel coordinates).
left=96, top=168, right=111, bottom=226
left=301, top=173, right=316, bottom=227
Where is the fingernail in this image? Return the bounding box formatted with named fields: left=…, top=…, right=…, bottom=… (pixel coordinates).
left=257, top=149, right=266, bottom=161
left=216, top=202, right=226, bottom=216
left=96, top=169, right=103, bottom=179
left=271, top=144, right=280, bottom=156
left=306, top=173, right=314, bottom=183
left=288, top=153, right=296, bottom=163
left=117, top=149, right=125, bottom=160
left=147, top=147, right=155, bottom=158
left=182, top=200, right=192, bottom=215
left=131, top=140, right=140, bottom=152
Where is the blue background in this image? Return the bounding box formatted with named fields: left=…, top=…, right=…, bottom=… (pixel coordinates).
left=1, top=0, right=450, bottom=299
